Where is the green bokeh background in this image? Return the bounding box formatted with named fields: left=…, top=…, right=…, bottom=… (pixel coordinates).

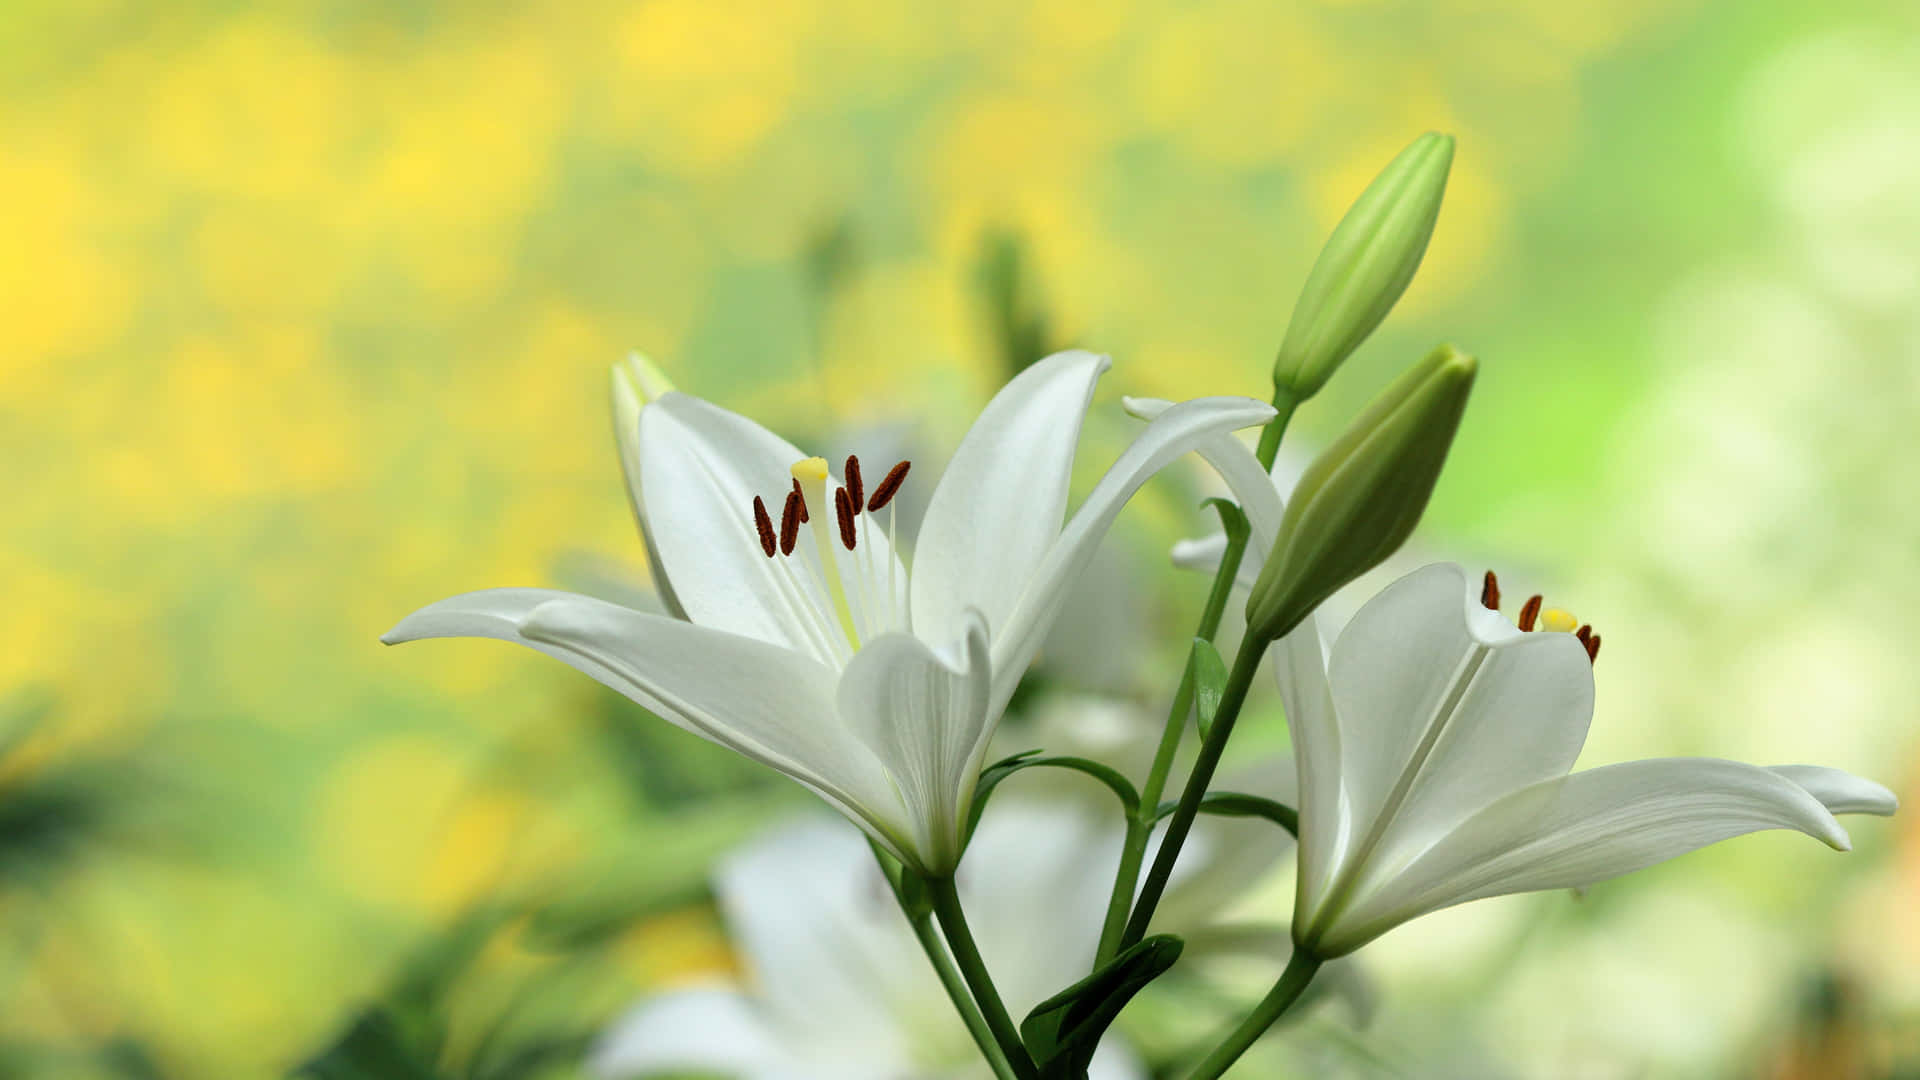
left=3, top=0, right=1917, bottom=1075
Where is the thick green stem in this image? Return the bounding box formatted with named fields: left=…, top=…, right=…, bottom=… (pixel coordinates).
left=1093, top=389, right=1297, bottom=964
left=1185, top=950, right=1323, bottom=1079
left=927, top=875, right=1040, bottom=1080
left=1122, top=629, right=1269, bottom=948
left=871, top=845, right=1016, bottom=1079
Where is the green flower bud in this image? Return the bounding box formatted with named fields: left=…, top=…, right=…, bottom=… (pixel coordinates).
left=1272, top=132, right=1455, bottom=402
left=611, top=352, right=685, bottom=619
left=1247, top=344, right=1476, bottom=642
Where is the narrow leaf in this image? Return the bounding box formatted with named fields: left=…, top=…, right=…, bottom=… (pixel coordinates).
left=1021, top=935, right=1184, bottom=1075
left=966, top=754, right=1138, bottom=843
left=1187, top=638, right=1228, bottom=740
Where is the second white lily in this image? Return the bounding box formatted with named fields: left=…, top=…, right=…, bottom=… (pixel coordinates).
left=1275, top=563, right=1897, bottom=958
left=383, top=351, right=1274, bottom=875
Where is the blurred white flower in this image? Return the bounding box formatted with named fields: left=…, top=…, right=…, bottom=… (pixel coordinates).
left=1274, top=563, right=1897, bottom=958
left=588, top=802, right=1144, bottom=1080
left=385, top=352, right=1272, bottom=874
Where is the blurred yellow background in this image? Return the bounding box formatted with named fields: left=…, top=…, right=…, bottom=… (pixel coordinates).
left=4, top=0, right=1918, bottom=1075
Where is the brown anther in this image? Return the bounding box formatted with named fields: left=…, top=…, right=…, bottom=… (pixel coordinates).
left=752, top=496, right=777, bottom=558
left=1517, top=595, right=1543, bottom=633
left=835, top=486, right=858, bottom=550
left=844, top=455, right=864, bottom=511
left=1480, top=570, right=1501, bottom=611
left=779, top=490, right=802, bottom=556
left=1574, top=625, right=1592, bottom=651
left=1584, top=633, right=1601, bottom=663
left=790, top=478, right=809, bottom=523
left=868, top=460, right=910, bottom=512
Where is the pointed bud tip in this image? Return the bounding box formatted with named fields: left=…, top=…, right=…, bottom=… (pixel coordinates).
left=613, top=352, right=676, bottom=408
left=1430, top=343, right=1476, bottom=378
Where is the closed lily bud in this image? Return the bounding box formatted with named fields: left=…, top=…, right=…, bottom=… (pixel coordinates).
left=1272, top=132, right=1455, bottom=402
left=1247, top=344, right=1476, bottom=642
left=611, top=352, right=685, bottom=618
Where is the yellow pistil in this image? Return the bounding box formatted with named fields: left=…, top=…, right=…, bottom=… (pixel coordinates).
left=1538, top=607, right=1579, bottom=634
left=791, top=456, right=861, bottom=648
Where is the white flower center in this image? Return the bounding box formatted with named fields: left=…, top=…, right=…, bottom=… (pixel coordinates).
left=746, top=453, right=912, bottom=665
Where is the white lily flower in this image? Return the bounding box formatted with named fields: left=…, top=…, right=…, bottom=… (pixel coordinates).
left=1274, top=562, right=1898, bottom=958
left=589, top=803, right=1147, bottom=1080
left=384, top=351, right=1274, bottom=874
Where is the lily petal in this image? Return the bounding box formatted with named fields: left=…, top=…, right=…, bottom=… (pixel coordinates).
left=1327, top=564, right=1594, bottom=867
left=383, top=588, right=688, bottom=719
left=1122, top=395, right=1285, bottom=550
left=589, top=988, right=785, bottom=1078
left=1273, top=614, right=1346, bottom=918
left=640, top=392, right=902, bottom=666
left=1332, top=757, right=1851, bottom=954
left=611, top=362, right=688, bottom=621
left=913, top=350, right=1109, bottom=647
left=837, top=611, right=993, bottom=874
left=1771, top=764, right=1900, bottom=816
left=715, top=819, right=925, bottom=1063
left=390, top=588, right=911, bottom=852
left=987, top=394, right=1278, bottom=716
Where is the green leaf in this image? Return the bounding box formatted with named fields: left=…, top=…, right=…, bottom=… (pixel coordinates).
left=965, top=753, right=1139, bottom=844
left=1020, top=935, right=1183, bottom=1076
left=1186, top=639, right=1228, bottom=741
left=1152, top=792, right=1298, bottom=837
left=1198, top=497, right=1251, bottom=549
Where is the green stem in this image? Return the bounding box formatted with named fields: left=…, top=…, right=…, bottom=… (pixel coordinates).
left=910, top=913, right=1019, bottom=1080
left=1094, top=389, right=1297, bottom=964
left=871, top=846, right=1017, bottom=1080
left=1185, top=950, right=1323, bottom=1079
left=927, top=875, right=1040, bottom=1080
left=1122, top=629, right=1269, bottom=948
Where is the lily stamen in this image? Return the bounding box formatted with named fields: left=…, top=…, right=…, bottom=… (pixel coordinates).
left=779, top=489, right=803, bottom=556
left=753, top=495, right=777, bottom=558
left=1481, top=570, right=1600, bottom=666
left=868, top=461, right=910, bottom=512
left=791, top=477, right=809, bottom=523
left=835, top=487, right=858, bottom=551
left=1517, top=594, right=1542, bottom=632
left=845, top=454, right=865, bottom=509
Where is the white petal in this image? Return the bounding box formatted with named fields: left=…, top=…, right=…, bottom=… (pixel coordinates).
left=715, top=819, right=929, bottom=1064
left=1171, top=532, right=1263, bottom=590
left=912, top=350, right=1109, bottom=647
left=962, top=795, right=1123, bottom=1015
left=383, top=588, right=686, bottom=719
left=1272, top=614, right=1346, bottom=922
left=1770, top=764, right=1899, bottom=816
left=589, top=988, right=785, bottom=1078
left=1330, top=757, right=1851, bottom=954
left=986, top=394, right=1278, bottom=716
left=1087, top=1036, right=1151, bottom=1080
left=640, top=392, right=889, bottom=665
left=1326, top=564, right=1594, bottom=871
left=837, top=612, right=993, bottom=874
left=1122, top=395, right=1285, bottom=551
left=611, top=363, right=687, bottom=620
left=386, top=588, right=913, bottom=851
